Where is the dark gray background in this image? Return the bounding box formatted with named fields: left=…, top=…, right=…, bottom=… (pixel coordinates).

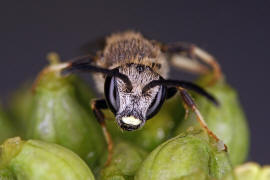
left=0, top=1, right=269, bottom=164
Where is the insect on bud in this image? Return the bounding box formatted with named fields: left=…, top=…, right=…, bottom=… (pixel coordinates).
left=175, top=74, right=250, bottom=166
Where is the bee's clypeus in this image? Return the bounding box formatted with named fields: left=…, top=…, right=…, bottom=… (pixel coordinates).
left=61, top=31, right=225, bottom=163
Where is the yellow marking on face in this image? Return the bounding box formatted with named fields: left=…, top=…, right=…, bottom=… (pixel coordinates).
left=122, top=116, right=141, bottom=126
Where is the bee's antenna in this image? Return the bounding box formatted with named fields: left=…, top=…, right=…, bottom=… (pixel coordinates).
left=142, top=79, right=219, bottom=106
left=62, top=60, right=133, bottom=92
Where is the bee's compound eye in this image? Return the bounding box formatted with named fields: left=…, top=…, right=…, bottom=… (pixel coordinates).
left=104, top=76, right=119, bottom=114
left=146, top=85, right=167, bottom=120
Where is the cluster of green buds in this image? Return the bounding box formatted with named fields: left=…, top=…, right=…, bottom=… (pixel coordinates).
left=6, top=53, right=107, bottom=170
left=0, top=52, right=257, bottom=179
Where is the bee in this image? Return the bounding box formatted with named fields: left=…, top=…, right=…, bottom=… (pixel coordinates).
left=60, top=31, right=225, bottom=163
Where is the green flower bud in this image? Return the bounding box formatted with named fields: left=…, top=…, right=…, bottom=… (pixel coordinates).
left=175, top=75, right=249, bottom=166
left=8, top=76, right=95, bottom=137
left=226, top=162, right=270, bottom=180
left=0, top=137, right=95, bottom=180
left=107, top=97, right=185, bottom=151
left=100, top=141, right=148, bottom=180
left=8, top=82, right=34, bottom=136
left=135, top=128, right=234, bottom=180
left=27, top=63, right=106, bottom=168
left=0, top=105, right=16, bottom=143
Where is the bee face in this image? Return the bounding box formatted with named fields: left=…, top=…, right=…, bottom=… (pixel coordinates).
left=104, top=64, right=167, bottom=131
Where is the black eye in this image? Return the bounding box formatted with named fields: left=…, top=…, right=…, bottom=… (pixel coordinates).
left=104, top=76, right=119, bottom=114
left=146, top=85, right=167, bottom=120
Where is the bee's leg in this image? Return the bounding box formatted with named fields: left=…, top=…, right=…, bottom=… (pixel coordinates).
left=162, top=43, right=222, bottom=85
left=177, top=87, right=227, bottom=151
left=91, top=99, right=113, bottom=165
left=182, top=102, right=190, bottom=120
left=165, top=86, right=226, bottom=151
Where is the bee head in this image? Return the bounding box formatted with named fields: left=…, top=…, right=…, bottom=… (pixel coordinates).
left=104, top=64, right=167, bottom=131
